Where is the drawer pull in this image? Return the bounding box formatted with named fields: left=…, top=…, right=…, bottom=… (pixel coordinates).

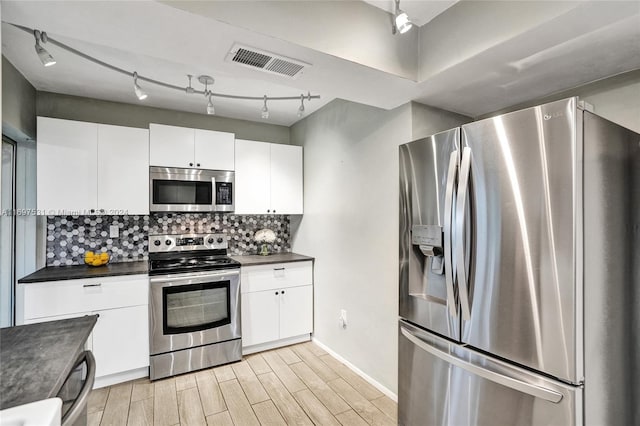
left=273, top=268, right=285, bottom=271
left=83, top=283, right=102, bottom=288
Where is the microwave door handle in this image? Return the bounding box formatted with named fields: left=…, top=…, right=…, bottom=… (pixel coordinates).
left=443, top=150, right=458, bottom=318
left=456, top=147, right=472, bottom=321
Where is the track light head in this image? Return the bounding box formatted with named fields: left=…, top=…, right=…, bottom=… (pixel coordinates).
left=393, top=0, right=413, bottom=34
left=133, top=72, right=148, bottom=100
left=261, top=95, right=269, bottom=119
left=297, top=94, right=305, bottom=118
left=33, top=30, right=56, bottom=67
left=206, top=95, right=215, bottom=115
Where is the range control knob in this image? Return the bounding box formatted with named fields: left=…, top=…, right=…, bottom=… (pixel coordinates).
left=153, top=240, right=161, bottom=246
left=165, top=240, right=172, bottom=246
left=217, top=237, right=224, bottom=243
left=207, top=238, right=214, bottom=244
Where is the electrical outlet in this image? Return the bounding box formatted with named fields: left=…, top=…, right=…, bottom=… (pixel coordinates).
left=339, top=309, right=347, bottom=329
left=109, top=225, right=119, bottom=238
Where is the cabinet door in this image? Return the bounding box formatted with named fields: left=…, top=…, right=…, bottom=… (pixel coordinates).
left=279, top=285, right=312, bottom=339
left=194, top=129, right=235, bottom=170
left=91, top=305, right=149, bottom=378
left=97, top=124, right=149, bottom=214
left=241, top=290, right=280, bottom=347
left=37, top=117, right=97, bottom=213
left=149, top=124, right=194, bottom=168
left=234, top=139, right=270, bottom=214
left=270, top=144, right=303, bottom=214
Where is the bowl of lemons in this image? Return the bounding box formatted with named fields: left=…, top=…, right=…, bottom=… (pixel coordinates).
left=84, top=251, right=110, bottom=267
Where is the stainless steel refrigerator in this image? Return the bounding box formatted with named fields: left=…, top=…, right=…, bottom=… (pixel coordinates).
left=398, top=97, right=639, bottom=426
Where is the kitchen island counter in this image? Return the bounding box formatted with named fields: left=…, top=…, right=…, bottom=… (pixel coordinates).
left=0, top=315, right=98, bottom=409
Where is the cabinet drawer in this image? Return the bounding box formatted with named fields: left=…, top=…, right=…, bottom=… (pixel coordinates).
left=24, top=275, right=148, bottom=320
left=241, top=261, right=312, bottom=293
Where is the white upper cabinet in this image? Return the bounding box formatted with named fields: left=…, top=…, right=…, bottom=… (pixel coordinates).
left=235, top=139, right=303, bottom=215
left=97, top=124, right=149, bottom=214
left=270, top=144, right=303, bottom=215
left=150, top=124, right=235, bottom=170
left=194, top=129, right=235, bottom=170
left=149, top=124, right=194, bottom=168
left=37, top=117, right=149, bottom=214
left=235, top=139, right=271, bottom=214
left=37, top=117, right=98, bottom=213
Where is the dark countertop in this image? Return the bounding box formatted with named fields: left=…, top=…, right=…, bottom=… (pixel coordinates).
left=18, top=261, right=148, bottom=284
left=0, top=315, right=98, bottom=410
left=231, top=252, right=314, bottom=266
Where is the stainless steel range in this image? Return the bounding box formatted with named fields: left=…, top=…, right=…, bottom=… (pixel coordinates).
left=148, top=233, right=241, bottom=380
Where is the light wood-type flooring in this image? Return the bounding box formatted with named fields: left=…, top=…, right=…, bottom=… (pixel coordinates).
left=88, top=342, right=397, bottom=426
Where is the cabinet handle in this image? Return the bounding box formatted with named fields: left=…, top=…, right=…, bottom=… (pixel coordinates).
left=197, top=163, right=201, bottom=167
left=267, top=209, right=270, bottom=213
left=189, top=162, right=194, bottom=167
left=275, top=291, right=279, bottom=295
left=274, top=267, right=285, bottom=271
left=83, top=283, right=102, bottom=288
left=90, top=209, right=95, bottom=214
left=281, top=290, right=285, bottom=295
left=273, top=210, right=276, bottom=213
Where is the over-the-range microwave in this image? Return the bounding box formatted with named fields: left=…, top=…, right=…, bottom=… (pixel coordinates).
left=149, top=166, right=234, bottom=213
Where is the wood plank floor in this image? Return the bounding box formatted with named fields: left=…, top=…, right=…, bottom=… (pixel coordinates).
left=88, top=342, right=397, bottom=426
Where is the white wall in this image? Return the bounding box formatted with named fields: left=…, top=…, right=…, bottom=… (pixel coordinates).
left=290, top=99, right=469, bottom=394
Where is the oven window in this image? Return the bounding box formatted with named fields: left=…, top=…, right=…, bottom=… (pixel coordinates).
left=163, top=281, right=231, bottom=334
left=153, top=180, right=212, bottom=205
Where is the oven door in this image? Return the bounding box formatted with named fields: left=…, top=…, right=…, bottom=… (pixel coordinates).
left=149, top=269, right=240, bottom=355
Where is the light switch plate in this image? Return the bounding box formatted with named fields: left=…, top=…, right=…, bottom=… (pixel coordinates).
left=109, top=225, right=119, bottom=238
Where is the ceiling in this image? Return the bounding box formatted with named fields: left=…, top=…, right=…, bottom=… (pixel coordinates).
left=1, top=1, right=639, bottom=126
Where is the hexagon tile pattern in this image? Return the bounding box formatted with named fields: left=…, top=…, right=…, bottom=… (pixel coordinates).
left=46, top=213, right=291, bottom=266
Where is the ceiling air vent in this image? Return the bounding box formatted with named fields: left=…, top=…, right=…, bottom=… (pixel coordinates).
left=226, top=44, right=310, bottom=79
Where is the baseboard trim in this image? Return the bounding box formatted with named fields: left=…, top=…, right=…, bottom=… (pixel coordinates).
left=93, top=367, right=148, bottom=389
left=242, top=334, right=311, bottom=355
left=311, top=337, right=397, bottom=402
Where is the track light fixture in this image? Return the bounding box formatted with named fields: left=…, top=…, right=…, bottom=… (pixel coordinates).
left=132, top=72, right=148, bottom=100
left=261, top=96, right=270, bottom=119
left=33, top=30, right=56, bottom=67
left=13, top=23, right=320, bottom=120
left=393, top=0, right=413, bottom=35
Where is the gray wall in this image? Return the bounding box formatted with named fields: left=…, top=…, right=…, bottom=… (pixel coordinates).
left=2, top=56, right=36, bottom=140
left=37, top=91, right=291, bottom=144
left=478, top=69, right=640, bottom=133
left=290, top=99, right=470, bottom=395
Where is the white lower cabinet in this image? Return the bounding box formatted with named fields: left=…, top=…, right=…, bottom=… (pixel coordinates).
left=241, top=261, right=313, bottom=353
left=23, top=275, right=149, bottom=388
left=91, top=305, right=149, bottom=379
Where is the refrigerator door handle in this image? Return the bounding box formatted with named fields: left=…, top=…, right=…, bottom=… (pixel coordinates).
left=443, top=150, right=458, bottom=317
left=400, top=327, right=564, bottom=404
left=456, top=147, right=473, bottom=320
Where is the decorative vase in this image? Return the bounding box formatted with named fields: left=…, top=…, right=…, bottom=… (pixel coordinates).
left=259, top=243, right=270, bottom=256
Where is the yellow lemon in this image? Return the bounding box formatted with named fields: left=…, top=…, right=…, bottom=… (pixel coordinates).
left=92, top=259, right=102, bottom=266
left=85, top=251, right=94, bottom=257
left=100, top=252, right=109, bottom=260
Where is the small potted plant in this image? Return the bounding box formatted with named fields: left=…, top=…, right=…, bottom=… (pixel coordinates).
left=254, top=228, right=276, bottom=256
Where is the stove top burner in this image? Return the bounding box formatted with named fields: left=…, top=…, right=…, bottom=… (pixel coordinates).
left=148, top=233, right=239, bottom=275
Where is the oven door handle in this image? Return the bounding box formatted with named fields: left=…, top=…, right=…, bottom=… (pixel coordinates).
left=150, top=269, right=240, bottom=284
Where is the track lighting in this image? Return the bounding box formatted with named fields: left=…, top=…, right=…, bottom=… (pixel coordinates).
left=13, top=23, right=320, bottom=119
left=206, top=94, right=215, bottom=115
left=393, top=0, right=413, bottom=34
left=261, top=96, right=269, bottom=119
left=297, top=94, right=305, bottom=118
left=132, top=72, right=148, bottom=100
left=33, top=30, right=55, bottom=67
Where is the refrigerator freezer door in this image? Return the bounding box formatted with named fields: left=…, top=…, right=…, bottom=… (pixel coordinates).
left=399, top=320, right=582, bottom=426
left=459, top=98, right=579, bottom=383
left=399, top=129, right=460, bottom=340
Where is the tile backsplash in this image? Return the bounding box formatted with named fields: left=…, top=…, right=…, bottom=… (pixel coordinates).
left=46, top=213, right=291, bottom=266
